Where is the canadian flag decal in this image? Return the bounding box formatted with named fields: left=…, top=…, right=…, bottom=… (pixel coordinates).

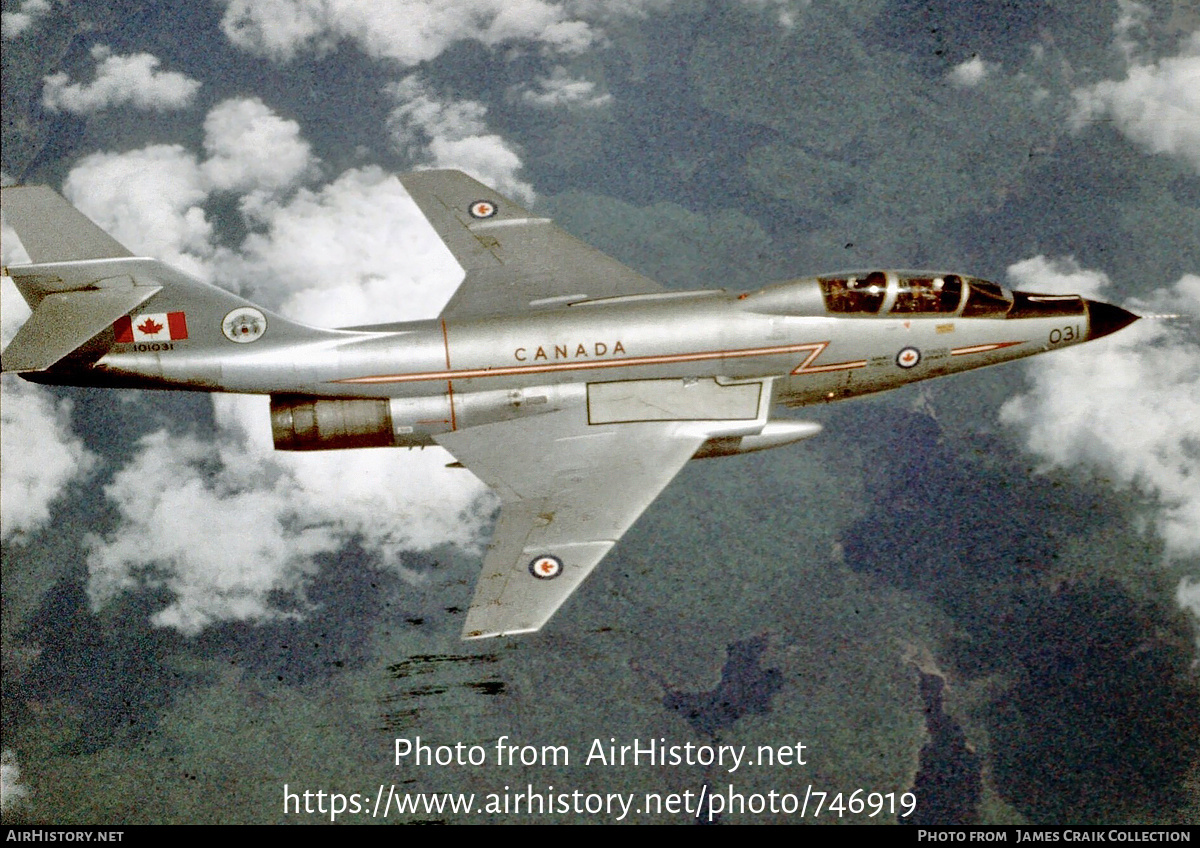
left=114, top=312, right=188, bottom=343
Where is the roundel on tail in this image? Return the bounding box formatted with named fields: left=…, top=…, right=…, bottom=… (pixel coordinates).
left=222, top=307, right=267, bottom=343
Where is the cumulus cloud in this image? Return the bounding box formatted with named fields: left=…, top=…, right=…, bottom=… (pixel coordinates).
left=219, top=0, right=595, bottom=65
left=1000, top=257, right=1200, bottom=562
left=63, top=144, right=214, bottom=276
left=1, top=221, right=33, bottom=343
left=86, top=388, right=489, bottom=635
left=1, top=0, right=52, bottom=40
left=0, top=375, right=96, bottom=540
left=519, top=68, right=613, bottom=108
left=1006, top=254, right=1110, bottom=299
left=1072, top=25, right=1200, bottom=173
left=58, top=98, right=317, bottom=277
left=0, top=750, right=30, bottom=814
left=1, top=228, right=96, bottom=541
left=87, top=425, right=335, bottom=634
left=226, top=166, right=464, bottom=323
left=947, top=55, right=993, bottom=88
left=42, top=46, right=201, bottom=114
left=388, top=76, right=533, bottom=202
left=201, top=98, right=315, bottom=194
left=59, top=132, right=493, bottom=634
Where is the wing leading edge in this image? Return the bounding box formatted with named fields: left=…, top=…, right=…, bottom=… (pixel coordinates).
left=436, top=409, right=707, bottom=639
left=398, top=170, right=662, bottom=320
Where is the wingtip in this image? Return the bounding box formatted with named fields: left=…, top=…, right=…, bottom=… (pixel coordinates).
left=460, top=622, right=540, bottom=640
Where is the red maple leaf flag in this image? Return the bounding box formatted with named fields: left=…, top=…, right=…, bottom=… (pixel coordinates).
left=113, top=312, right=188, bottom=343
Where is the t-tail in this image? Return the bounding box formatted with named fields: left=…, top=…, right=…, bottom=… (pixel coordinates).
left=1, top=185, right=345, bottom=385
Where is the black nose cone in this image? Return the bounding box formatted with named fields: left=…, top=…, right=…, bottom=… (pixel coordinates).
left=1086, top=299, right=1140, bottom=341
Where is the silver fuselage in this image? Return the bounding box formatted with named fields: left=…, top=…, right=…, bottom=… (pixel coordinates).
left=47, top=272, right=1098, bottom=448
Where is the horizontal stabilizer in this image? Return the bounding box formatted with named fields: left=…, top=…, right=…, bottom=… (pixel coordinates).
left=1, top=185, right=134, bottom=263
left=1, top=285, right=161, bottom=372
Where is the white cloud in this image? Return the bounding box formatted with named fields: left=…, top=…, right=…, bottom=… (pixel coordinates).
left=58, top=98, right=317, bottom=278
left=1, top=276, right=32, bottom=353
left=389, top=77, right=491, bottom=149
left=1006, top=254, right=1110, bottom=299
left=1072, top=28, right=1200, bottom=173
left=519, top=69, right=612, bottom=108
left=86, top=425, right=336, bottom=634
left=0, top=750, right=30, bottom=814
left=86, top=395, right=490, bottom=635
left=7, top=95, right=506, bottom=634
left=57, top=133, right=494, bottom=635
left=62, top=144, right=214, bottom=277
left=388, top=77, right=533, bottom=203
left=1, top=221, right=33, bottom=345
left=0, top=376, right=96, bottom=540
left=225, top=166, right=464, bottom=323
left=42, top=46, right=201, bottom=114
left=56, top=101, right=463, bottom=319
left=2, top=240, right=96, bottom=542
left=1179, top=577, right=1200, bottom=638
left=202, top=97, right=316, bottom=195
left=1, top=0, right=52, bottom=40
left=1000, top=258, right=1200, bottom=561
left=948, top=55, right=993, bottom=88
left=219, top=0, right=596, bottom=65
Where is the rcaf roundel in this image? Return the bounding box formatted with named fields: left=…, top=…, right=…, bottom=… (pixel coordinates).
left=114, top=312, right=188, bottom=343
left=468, top=200, right=498, bottom=219
left=528, top=554, right=564, bottom=580
left=896, top=346, right=921, bottom=369
left=222, top=307, right=268, bottom=343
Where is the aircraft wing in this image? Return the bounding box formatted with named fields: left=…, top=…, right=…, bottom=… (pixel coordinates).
left=398, top=170, right=663, bottom=320
left=435, top=408, right=706, bottom=639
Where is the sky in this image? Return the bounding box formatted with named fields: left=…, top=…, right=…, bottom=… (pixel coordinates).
left=1, top=0, right=1199, bottom=825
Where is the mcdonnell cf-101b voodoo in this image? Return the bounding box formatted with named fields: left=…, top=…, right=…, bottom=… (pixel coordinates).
left=0, top=171, right=1139, bottom=639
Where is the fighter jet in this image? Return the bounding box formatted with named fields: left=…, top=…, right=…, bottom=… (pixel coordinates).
left=0, top=171, right=1139, bottom=639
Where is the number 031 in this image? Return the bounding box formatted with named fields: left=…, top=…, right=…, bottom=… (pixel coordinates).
left=1049, top=325, right=1081, bottom=345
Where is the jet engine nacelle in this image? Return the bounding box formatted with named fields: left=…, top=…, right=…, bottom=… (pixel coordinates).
left=270, top=384, right=588, bottom=451
left=270, top=395, right=410, bottom=451
left=693, top=420, right=823, bottom=459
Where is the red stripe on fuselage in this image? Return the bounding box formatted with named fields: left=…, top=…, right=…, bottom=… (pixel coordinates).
left=334, top=341, right=865, bottom=386
left=440, top=319, right=457, bottom=429
left=950, top=341, right=1025, bottom=356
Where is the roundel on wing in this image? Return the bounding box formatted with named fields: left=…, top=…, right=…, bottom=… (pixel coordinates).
left=529, top=555, right=564, bottom=580
left=468, top=200, right=498, bottom=219
left=896, top=346, right=921, bottom=369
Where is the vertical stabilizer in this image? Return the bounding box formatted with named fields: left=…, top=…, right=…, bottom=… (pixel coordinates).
left=1, top=185, right=133, bottom=263
left=2, top=187, right=345, bottom=376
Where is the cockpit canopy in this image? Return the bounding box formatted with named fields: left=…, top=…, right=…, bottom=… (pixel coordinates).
left=819, top=271, right=1013, bottom=318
